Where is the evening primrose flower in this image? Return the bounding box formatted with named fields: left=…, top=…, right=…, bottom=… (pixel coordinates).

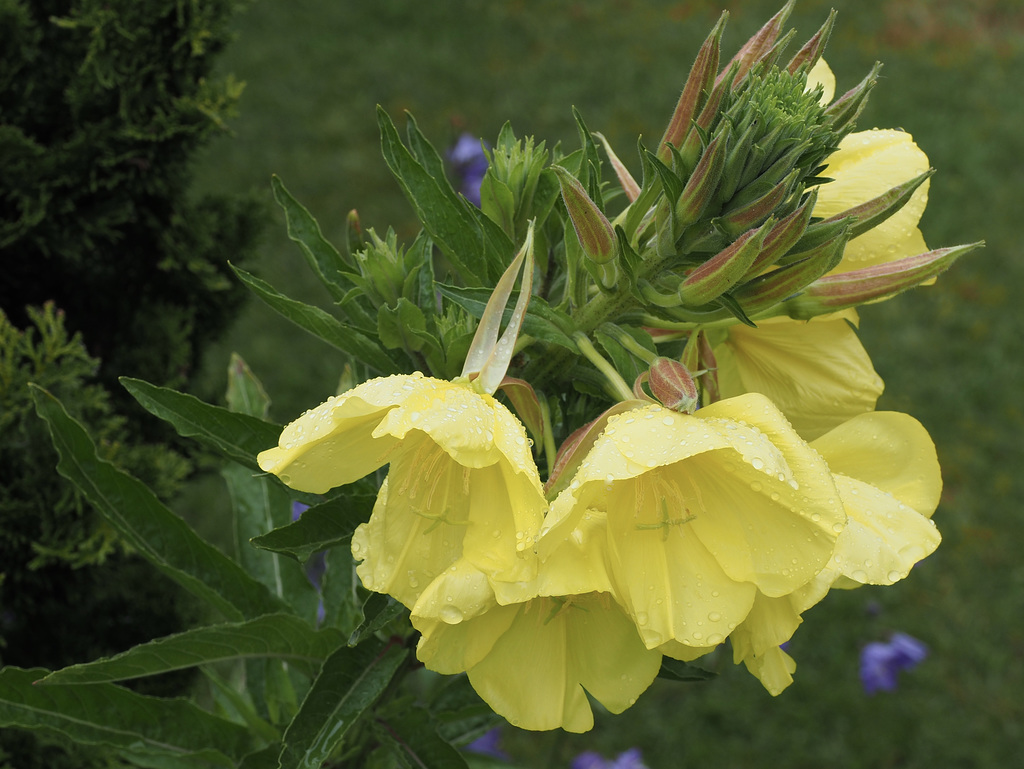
left=539, top=394, right=846, bottom=652
left=413, top=586, right=661, bottom=733
left=727, top=410, right=941, bottom=695
left=259, top=373, right=547, bottom=609
left=808, top=60, right=932, bottom=276
left=713, top=312, right=884, bottom=441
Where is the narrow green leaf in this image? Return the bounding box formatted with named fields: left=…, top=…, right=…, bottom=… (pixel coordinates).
left=41, top=615, right=343, bottom=686
left=31, top=386, right=287, bottom=622
left=375, top=706, right=469, bottom=769
left=319, top=549, right=363, bottom=635
left=436, top=284, right=575, bottom=350
left=232, top=264, right=402, bottom=375
left=279, top=641, right=408, bottom=769
left=250, top=487, right=376, bottom=563
left=121, top=377, right=280, bottom=472
left=0, top=667, right=252, bottom=766
left=226, top=353, right=271, bottom=420
left=378, top=107, right=513, bottom=285
left=272, top=175, right=351, bottom=301
left=349, top=593, right=406, bottom=647
left=223, top=464, right=321, bottom=621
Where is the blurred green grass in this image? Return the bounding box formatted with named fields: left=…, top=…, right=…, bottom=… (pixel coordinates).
left=187, top=0, right=1023, bottom=766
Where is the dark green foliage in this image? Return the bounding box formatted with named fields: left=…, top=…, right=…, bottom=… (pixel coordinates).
left=0, top=0, right=261, bottom=398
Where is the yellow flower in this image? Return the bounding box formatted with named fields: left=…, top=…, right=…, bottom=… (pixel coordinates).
left=538, top=394, right=845, bottom=651
left=413, top=587, right=661, bottom=733
left=713, top=312, right=884, bottom=441
left=728, top=411, right=942, bottom=695
left=808, top=60, right=931, bottom=276
left=258, top=372, right=547, bottom=608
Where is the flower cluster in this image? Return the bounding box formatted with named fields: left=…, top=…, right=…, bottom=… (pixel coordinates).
left=259, top=4, right=976, bottom=734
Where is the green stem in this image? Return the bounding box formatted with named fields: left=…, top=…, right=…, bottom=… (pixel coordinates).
left=572, top=331, right=635, bottom=402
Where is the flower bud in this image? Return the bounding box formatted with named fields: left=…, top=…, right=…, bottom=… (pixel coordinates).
left=675, top=130, right=729, bottom=231
left=783, top=242, right=983, bottom=318
left=825, top=62, right=882, bottom=138
left=553, top=165, right=617, bottom=265
left=658, top=13, right=726, bottom=162
left=677, top=220, right=771, bottom=307
left=648, top=357, right=699, bottom=414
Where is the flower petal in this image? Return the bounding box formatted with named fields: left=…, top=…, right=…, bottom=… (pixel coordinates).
left=814, top=129, right=931, bottom=273
left=714, top=315, right=884, bottom=441
left=811, top=411, right=942, bottom=517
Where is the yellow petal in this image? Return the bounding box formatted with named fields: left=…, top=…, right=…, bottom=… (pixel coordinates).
left=741, top=645, right=797, bottom=696
left=806, top=57, right=835, bottom=104
left=811, top=411, right=942, bottom=517
left=410, top=557, right=497, bottom=624
left=413, top=601, right=517, bottom=675
left=714, top=316, right=884, bottom=441
left=829, top=474, right=941, bottom=586
left=814, top=129, right=931, bottom=273
left=465, top=595, right=660, bottom=733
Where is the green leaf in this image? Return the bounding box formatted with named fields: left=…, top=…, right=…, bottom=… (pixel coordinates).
left=223, top=464, right=322, bottom=621
left=121, top=377, right=280, bottom=472
left=279, top=641, right=408, bottom=769
left=657, top=657, right=716, bottom=682
left=250, top=486, right=377, bottom=563
left=377, top=298, right=439, bottom=355
left=349, top=593, right=406, bottom=647
left=319, top=549, right=362, bottom=635
left=40, top=614, right=344, bottom=686
left=378, top=107, right=513, bottom=285
left=436, top=284, right=575, bottom=350
left=31, top=386, right=287, bottom=622
left=375, top=706, right=469, bottom=769
left=226, top=353, right=271, bottom=419
left=0, top=667, right=253, bottom=767
left=272, top=175, right=352, bottom=301
left=232, top=264, right=402, bottom=375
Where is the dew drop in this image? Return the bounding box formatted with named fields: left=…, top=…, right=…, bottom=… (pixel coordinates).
left=751, top=457, right=765, bottom=471
left=440, top=605, right=464, bottom=624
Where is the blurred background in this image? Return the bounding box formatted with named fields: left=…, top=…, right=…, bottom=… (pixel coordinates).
left=187, top=1, right=1022, bottom=766
left=3, top=0, right=1019, bottom=766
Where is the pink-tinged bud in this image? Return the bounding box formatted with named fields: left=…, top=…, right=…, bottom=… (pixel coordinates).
left=820, top=170, right=933, bottom=240
left=787, top=10, right=836, bottom=75
left=717, top=170, right=798, bottom=239
left=678, top=220, right=770, bottom=306
left=697, top=332, right=721, bottom=404
left=718, top=0, right=795, bottom=87
left=675, top=130, right=729, bottom=229
left=648, top=357, right=699, bottom=414
left=732, top=231, right=850, bottom=315
left=658, top=12, right=726, bottom=162
left=344, top=208, right=364, bottom=265
left=595, top=132, right=640, bottom=203
left=678, top=66, right=736, bottom=172
left=783, top=242, right=984, bottom=318
left=742, top=189, right=818, bottom=278
left=552, top=165, right=617, bottom=265
left=825, top=62, right=882, bottom=136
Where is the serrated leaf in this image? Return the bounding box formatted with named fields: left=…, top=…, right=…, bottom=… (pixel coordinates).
left=250, top=486, right=376, bottom=563
left=40, top=615, right=343, bottom=686
left=375, top=706, right=469, bottom=769
left=31, top=386, right=287, bottom=622
left=279, top=641, right=408, bottom=769
left=436, top=284, right=575, bottom=350
left=232, top=264, right=402, bottom=375
left=378, top=108, right=513, bottom=285
left=0, top=667, right=252, bottom=767
left=121, top=377, right=280, bottom=472
left=272, top=175, right=351, bottom=301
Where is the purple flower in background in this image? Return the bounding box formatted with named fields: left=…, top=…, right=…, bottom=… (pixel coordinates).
left=860, top=632, right=929, bottom=694
left=571, top=748, right=649, bottom=769
left=447, top=132, right=489, bottom=207
left=465, top=727, right=509, bottom=761
left=291, top=501, right=326, bottom=624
